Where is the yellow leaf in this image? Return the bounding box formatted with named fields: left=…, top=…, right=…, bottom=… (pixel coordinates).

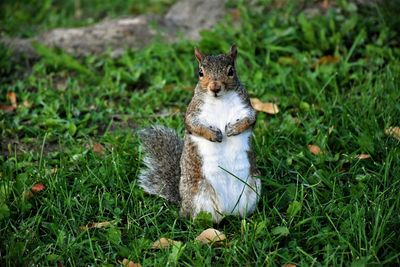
left=195, top=228, right=226, bottom=245
left=250, top=98, right=279, bottom=114
left=385, top=126, right=400, bottom=140
left=278, top=56, right=298, bottom=66
left=23, top=100, right=31, bottom=108
left=151, top=238, right=180, bottom=249
left=308, top=144, right=321, bottom=155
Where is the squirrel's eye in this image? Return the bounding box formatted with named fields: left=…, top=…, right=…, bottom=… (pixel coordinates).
left=227, top=66, right=234, bottom=76
left=198, top=68, right=204, bottom=77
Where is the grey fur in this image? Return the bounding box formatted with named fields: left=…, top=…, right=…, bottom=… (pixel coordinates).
left=138, top=46, right=260, bottom=223
left=138, top=125, right=183, bottom=203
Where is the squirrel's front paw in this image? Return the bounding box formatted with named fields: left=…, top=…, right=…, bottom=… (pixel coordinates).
left=208, top=126, right=223, bottom=142
left=225, top=122, right=239, bottom=137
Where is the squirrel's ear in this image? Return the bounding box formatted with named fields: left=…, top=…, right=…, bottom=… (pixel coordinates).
left=194, top=47, right=204, bottom=63
left=229, top=45, right=237, bottom=61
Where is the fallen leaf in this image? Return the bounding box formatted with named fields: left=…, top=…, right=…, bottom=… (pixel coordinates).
left=230, top=8, right=241, bottom=21
left=250, top=98, right=279, bottom=114
left=195, top=228, right=226, bottom=245
left=23, top=100, right=31, bottom=108
left=93, top=143, right=105, bottom=154
left=151, top=237, right=180, bottom=249
left=313, top=55, right=340, bottom=68
left=0, top=91, right=18, bottom=112
left=308, top=144, right=321, bottom=155
left=181, top=86, right=193, bottom=91
left=170, top=107, right=181, bottom=114
left=23, top=183, right=46, bottom=199
left=121, top=258, right=142, bottom=267
left=282, top=264, right=297, bottom=267
left=0, top=105, right=16, bottom=112
left=385, top=126, right=400, bottom=140
left=356, top=154, right=370, bottom=160
left=31, top=183, right=46, bottom=193
left=24, top=190, right=34, bottom=199
left=80, top=220, right=115, bottom=231
left=7, top=92, right=17, bottom=108
left=321, top=0, right=330, bottom=9
left=278, top=56, right=298, bottom=66
left=162, top=84, right=175, bottom=92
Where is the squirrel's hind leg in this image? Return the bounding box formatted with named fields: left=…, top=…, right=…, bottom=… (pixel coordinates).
left=180, top=181, right=224, bottom=223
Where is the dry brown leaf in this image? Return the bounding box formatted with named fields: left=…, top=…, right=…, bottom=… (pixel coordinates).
left=0, top=91, right=18, bottom=112
left=121, top=258, right=142, bottom=267
left=282, top=264, right=297, bottom=267
left=151, top=237, right=180, bottom=249
left=356, top=154, right=371, bottom=160
left=31, top=183, right=46, bottom=193
left=162, top=84, right=175, bottom=92
left=0, top=105, right=16, bottom=112
left=195, top=228, right=226, bottom=245
left=308, top=144, right=321, bottom=155
left=93, top=143, right=105, bottom=154
left=385, top=126, right=400, bottom=140
left=230, top=8, right=241, bottom=21
left=313, top=55, right=340, bottom=68
left=7, top=92, right=17, bottom=108
left=321, top=0, right=330, bottom=9
left=23, top=183, right=46, bottom=199
left=250, top=98, right=279, bottom=114
left=80, top=220, right=114, bottom=231
left=181, top=85, right=193, bottom=92
left=89, top=221, right=113, bottom=228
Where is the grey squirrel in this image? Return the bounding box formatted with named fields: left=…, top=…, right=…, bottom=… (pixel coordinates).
left=138, top=45, right=261, bottom=223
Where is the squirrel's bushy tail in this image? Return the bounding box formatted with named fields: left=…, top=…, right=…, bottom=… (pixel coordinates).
left=138, top=126, right=183, bottom=203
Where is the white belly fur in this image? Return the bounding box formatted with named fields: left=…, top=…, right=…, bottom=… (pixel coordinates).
left=190, top=92, right=258, bottom=216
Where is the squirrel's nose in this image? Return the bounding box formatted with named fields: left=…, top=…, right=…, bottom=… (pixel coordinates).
left=208, top=81, right=223, bottom=93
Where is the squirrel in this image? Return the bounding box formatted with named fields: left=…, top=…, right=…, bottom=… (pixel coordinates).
left=138, top=45, right=261, bottom=223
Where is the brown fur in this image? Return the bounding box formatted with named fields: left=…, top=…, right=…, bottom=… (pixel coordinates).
left=179, top=135, right=220, bottom=218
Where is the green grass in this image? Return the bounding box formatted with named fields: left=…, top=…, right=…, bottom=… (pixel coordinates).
left=1, top=0, right=400, bottom=266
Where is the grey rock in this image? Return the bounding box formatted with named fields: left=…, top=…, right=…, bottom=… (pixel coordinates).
left=1, top=0, right=227, bottom=59
left=165, top=0, right=227, bottom=40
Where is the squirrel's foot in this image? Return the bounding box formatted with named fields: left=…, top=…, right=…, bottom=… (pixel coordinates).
left=225, top=122, right=241, bottom=137
left=208, top=126, right=223, bottom=142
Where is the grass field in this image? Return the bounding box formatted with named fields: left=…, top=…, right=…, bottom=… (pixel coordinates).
left=1, top=0, right=400, bottom=266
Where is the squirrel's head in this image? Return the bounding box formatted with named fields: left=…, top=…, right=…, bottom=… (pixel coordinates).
left=194, top=45, right=239, bottom=97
